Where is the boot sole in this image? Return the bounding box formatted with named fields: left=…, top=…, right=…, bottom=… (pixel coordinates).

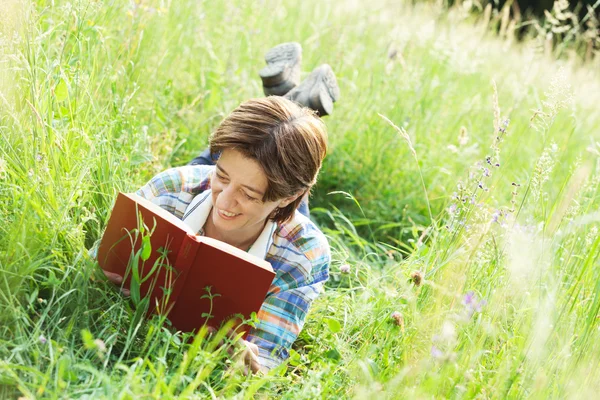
left=309, top=64, right=340, bottom=116
left=259, top=42, right=302, bottom=88
left=264, top=79, right=298, bottom=96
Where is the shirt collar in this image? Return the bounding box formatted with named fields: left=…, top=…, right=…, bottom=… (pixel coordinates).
left=182, top=189, right=276, bottom=260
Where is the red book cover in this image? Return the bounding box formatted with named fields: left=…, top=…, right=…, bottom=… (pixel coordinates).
left=97, top=192, right=275, bottom=334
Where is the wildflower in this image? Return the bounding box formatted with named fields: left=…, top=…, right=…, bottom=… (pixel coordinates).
left=94, top=339, right=106, bottom=353
left=431, top=345, right=444, bottom=359
left=491, top=210, right=502, bottom=223
left=410, top=271, right=423, bottom=286
left=36, top=153, right=44, bottom=162
left=390, top=311, right=404, bottom=331
left=38, top=335, right=47, bottom=344
left=463, top=291, right=475, bottom=306
left=340, top=264, right=350, bottom=274
left=463, top=291, right=487, bottom=318
left=447, top=203, right=458, bottom=214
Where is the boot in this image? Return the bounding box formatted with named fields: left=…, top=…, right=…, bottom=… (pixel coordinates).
left=284, top=64, right=340, bottom=116
left=259, top=42, right=302, bottom=96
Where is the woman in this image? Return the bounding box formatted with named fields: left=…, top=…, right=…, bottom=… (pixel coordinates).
left=104, top=96, right=331, bottom=374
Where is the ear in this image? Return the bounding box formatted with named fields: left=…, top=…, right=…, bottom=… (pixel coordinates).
left=276, top=191, right=305, bottom=208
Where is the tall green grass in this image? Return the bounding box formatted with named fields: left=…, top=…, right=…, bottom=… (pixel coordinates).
left=1, top=0, right=600, bottom=398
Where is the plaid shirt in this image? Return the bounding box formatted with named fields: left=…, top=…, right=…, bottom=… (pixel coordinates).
left=135, top=165, right=330, bottom=369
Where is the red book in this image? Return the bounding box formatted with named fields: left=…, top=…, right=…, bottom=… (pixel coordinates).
left=97, top=192, right=275, bottom=334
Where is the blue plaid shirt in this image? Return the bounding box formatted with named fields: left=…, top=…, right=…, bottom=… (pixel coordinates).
left=135, top=165, right=330, bottom=369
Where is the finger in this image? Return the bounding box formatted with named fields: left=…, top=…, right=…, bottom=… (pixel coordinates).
left=102, top=270, right=123, bottom=284
left=245, top=341, right=259, bottom=356
left=247, top=352, right=263, bottom=375
left=206, top=326, right=232, bottom=351
left=250, top=358, right=263, bottom=375
left=226, top=344, right=236, bottom=358
left=207, top=326, right=217, bottom=335
left=241, top=343, right=263, bottom=374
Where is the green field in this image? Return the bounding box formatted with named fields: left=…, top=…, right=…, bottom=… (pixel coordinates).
left=2, top=0, right=600, bottom=398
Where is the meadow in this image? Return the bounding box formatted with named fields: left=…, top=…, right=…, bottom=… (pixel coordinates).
left=1, top=0, right=600, bottom=398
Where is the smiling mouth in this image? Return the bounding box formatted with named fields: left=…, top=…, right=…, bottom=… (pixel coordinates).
left=217, top=208, right=240, bottom=219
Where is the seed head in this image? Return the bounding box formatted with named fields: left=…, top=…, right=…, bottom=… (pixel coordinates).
left=410, top=271, right=423, bottom=286
left=458, top=126, right=469, bottom=146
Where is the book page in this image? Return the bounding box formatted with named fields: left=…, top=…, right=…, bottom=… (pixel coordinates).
left=197, top=236, right=273, bottom=273
left=124, top=192, right=196, bottom=235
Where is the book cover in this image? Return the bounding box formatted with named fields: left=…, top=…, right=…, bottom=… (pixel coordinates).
left=97, top=192, right=275, bottom=334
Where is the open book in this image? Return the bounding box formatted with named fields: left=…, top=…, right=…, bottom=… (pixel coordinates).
left=97, top=192, right=275, bottom=334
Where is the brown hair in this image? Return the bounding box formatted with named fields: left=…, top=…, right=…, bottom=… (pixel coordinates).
left=209, top=97, right=328, bottom=223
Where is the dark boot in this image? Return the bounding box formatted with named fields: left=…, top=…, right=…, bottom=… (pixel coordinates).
left=259, top=42, right=302, bottom=96
left=284, top=64, right=340, bottom=116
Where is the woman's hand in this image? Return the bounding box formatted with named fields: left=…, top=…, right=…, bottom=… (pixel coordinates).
left=207, top=326, right=265, bottom=375
left=102, top=270, right=130, bottom=297
left=238, top=340, right=264, bottom=375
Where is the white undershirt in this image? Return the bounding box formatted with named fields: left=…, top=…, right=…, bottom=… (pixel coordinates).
left=181, top=190, right=276, bottom=260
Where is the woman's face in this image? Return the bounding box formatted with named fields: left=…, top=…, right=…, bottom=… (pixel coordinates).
left=210, top=149, right=296, bottom=237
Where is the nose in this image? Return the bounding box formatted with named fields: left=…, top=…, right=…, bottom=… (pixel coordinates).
left=218, top=184, right=238, bottom=210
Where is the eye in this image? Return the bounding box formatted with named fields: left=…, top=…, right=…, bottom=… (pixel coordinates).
left=243, top=191, right=258, bottom=202
left=216, top=173, right=229, bottom=182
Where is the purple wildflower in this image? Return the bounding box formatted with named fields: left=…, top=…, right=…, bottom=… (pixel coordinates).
left=463, top=291, right=486, bottom=318
left=491, top=210, right=501, bottom=223
left=340, top=264, right=350, bottom=274
left=431, top=345, right=443, bottom=359
left=463, top=291, right=475, bottom=306
left=38, top=335, right=47, bottom=344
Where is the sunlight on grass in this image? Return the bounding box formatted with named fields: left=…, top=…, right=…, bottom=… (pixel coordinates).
left=1, top=0, right=600, bottom=398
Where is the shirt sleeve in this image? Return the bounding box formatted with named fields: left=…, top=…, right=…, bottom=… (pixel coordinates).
left=135, top=165, right=214, bottom=219
left=246, top=233, right=330, bottom=370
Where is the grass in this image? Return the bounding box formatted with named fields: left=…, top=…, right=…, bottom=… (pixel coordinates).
left=1, top=0, right=600, bottom=398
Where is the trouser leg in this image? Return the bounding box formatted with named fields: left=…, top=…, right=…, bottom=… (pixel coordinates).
left=187, top=148, right=217, bottom=166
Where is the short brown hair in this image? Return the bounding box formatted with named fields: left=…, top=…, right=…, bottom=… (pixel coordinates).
left=209, top=97, right=328, bottom=223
